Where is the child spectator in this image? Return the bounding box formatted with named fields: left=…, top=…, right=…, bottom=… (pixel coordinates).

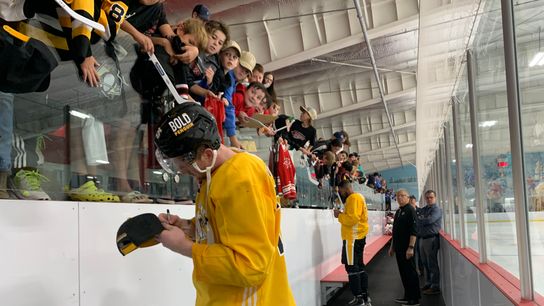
left=233, top=82, right=267, bottom=123
left=366, top=173, right=375, bottom=189
left=223, top=50, right=256, bottom=148
left=335, top=161, right=353, bottom=186
left=349, top=152, right=366, bottom=184
left=280, top=106, right=317, bottom=156
left=316, top=150, right=336, bottom=189
left=373, top=173, right=382, bottom=192
left=338, top=151, right=348, bottom=163
left=263, top=72, right=277, bottom=102
left=249, top=63, right=264, bottom=83
left=187, top=20, right=229, bottom=101
left=257, top=102, right=281, bottom=136
left=123, top=0, right=178, bottom=56
left=203, top=40, right=241, bottom=140
left=192, top=4, right=210, bottom=21
left=129, top=18, right=208, bottom=101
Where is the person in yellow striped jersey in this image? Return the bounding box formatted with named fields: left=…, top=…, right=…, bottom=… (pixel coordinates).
left=334, top=179, right=371, bottom=306
left=13, top=0, right=128, bottom=87
left=153, top=102, right=296, bottom=306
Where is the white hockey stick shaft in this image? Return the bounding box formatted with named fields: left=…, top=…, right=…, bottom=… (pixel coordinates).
left=147, top=52, right=186, bottom=105
left=53, top=0, right=105, bottom=32
left=336, top=192, right=345, bottom=210
left=273, top=125, right=288, bottom=133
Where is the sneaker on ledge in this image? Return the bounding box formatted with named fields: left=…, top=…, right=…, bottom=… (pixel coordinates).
left=67, top=180, right=120, bottom=202
left=12, top=169, right=51, bottom=200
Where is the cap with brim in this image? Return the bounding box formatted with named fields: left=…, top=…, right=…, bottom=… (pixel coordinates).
left=299, top=105, right=317, bottom=121
left=222, top=40, right=241, bottom=57
left=116, top=213, right=164, bottom=256
left=193, top=4, right=210, bottom=21
left=239, top=51, right=256, bottom=75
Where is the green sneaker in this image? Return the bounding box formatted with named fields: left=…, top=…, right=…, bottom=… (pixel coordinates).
left=12, top=169, right=51, bottom=200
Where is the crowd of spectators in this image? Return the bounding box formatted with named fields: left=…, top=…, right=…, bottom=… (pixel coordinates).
left=0, top=1, right=400, bottom=208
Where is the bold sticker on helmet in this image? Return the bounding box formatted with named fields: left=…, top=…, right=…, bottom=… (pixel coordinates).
left=168, top=113, right=193, bottom=136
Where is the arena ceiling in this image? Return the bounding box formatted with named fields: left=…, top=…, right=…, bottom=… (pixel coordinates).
left=175, top=0, right=483, bottom=191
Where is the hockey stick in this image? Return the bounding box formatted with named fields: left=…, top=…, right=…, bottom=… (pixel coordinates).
left=273, top=125, right=288, bottom=133
left=335, top=192, right=345, bottom=210
left=273, top=118, right=295, bottom=133
left=53, top=0, right=105, bottom=32
left=147, top=52, right=186, bottom=105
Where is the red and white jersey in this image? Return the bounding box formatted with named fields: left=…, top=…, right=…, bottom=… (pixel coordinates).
left=276, top=143, right=296, bottom=200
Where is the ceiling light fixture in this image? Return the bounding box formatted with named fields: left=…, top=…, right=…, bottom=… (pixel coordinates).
left=479, top=120, right=497, bottom=127
left=529, top=27, right=544, bottom=67
left=69, top=110, right=91, bottom=119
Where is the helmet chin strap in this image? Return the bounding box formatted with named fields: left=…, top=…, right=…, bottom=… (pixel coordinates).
left=192, top=150, right=218, bottom=195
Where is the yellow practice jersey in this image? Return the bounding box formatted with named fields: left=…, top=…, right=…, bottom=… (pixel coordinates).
left=338, top=193, right=369, bottom=241
left=191, top=151, right=296, bottom=306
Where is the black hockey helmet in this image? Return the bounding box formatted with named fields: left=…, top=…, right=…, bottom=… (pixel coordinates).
left=154, top=102, right=221, bottom=172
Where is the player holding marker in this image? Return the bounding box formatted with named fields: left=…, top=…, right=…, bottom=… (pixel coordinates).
left=153, top=103, right=296, bottom=305
left=333, top=180, right=371, bottom=306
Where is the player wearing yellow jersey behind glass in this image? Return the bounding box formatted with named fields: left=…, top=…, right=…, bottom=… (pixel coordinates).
left=334, top=179, right=371, bottom=306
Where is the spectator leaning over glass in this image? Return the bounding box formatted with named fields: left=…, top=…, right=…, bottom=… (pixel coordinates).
left=263, top=72, right=277, bottom=102
left=281, top=105, right=317, bottom=156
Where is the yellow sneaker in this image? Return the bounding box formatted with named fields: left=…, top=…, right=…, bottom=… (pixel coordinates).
left=68, top=181, right=120, bottom=202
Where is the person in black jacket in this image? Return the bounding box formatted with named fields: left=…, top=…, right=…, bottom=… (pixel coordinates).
left=388, top=189, right=420, bottom=306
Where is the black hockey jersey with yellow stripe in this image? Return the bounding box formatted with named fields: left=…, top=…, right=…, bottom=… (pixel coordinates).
left=20, top=0, right=128, bottom=63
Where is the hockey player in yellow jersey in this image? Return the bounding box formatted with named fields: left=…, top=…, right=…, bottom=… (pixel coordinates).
left=333, top=179, right=371, bottom=306
left=154, top=102, right=296, bottom=306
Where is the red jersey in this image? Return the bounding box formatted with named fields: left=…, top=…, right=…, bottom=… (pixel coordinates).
left=204, top=96, right=226, bottom=142
left=232, top=83, right=256, bottom=118
left=276, top=143, right=296, bottom=200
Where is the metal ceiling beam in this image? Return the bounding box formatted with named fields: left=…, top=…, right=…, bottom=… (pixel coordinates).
left=262, top=20, right=277, bottom=59
left=359, top=140, right=416, bottom=155
left=263, top=15, right=418, bottom=72
left=350, top=121, right=416, bottom=140
left=353, top=0, right=404, bottom=167
left=315, top=88, right=415, bottom=120
left=366, top=152, right=416, bottom=163
left=311, top=58, right=416, bottom=75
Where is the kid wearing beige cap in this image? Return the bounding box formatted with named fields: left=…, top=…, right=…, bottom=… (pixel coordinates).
left=223, top=50, right=257, bottom=148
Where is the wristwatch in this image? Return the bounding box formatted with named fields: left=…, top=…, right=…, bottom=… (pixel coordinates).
left=408, top=245, right=414, bottom=249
